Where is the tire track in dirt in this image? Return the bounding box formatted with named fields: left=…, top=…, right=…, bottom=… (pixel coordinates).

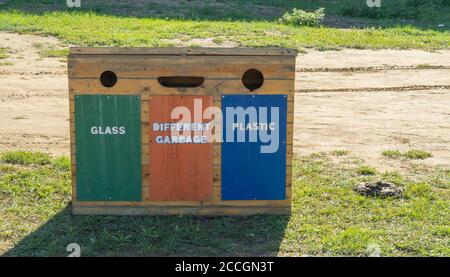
left=0, top=70, right=67, bottom=75
left=297, top=69, right=450, bottom=91
left=298, top=65, right=450, bottom=72
left=297, top=49, right=450, bottom=69
left=297, top=85, right=450, bottom=93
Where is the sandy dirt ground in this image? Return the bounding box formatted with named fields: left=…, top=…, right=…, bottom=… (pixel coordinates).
left=0, top=32, right=449, bottom=168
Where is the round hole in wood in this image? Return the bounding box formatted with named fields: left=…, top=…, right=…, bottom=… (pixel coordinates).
left=100, top=71, right=117, bottom=88
left=242, top=69, right=264, bottom=91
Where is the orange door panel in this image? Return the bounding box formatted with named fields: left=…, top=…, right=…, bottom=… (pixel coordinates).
left=149, top=96, right=213, bottom=201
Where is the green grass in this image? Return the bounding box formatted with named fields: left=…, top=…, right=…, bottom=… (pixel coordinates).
left=0, top=1, right=449, bottom=50
left=33, top=43, right=69, bottom=58
left=3, top=0, right=450, bottom=24
left=1, top=151, right=448, bottom=256
left=404, top=150, right=433, bottom=160
left=382, top=149, right=433, bottom=160
left=0, top=47, right=10, bottom=59
left=37, top=48, right=69, bottom=58
left=331, top=150, right=350, bottom=157
left=356, top=165, right=378, bottom=176
left=382, top=150, right=403, bottom=159
left=0, top=151, right=51, bottom=165
left=279, top=8, right=325, bottom=27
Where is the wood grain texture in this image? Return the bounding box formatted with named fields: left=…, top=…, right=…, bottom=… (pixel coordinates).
left=69, top=56, right=295, bottom=79
left=142, top=93, right=150, bottom=201
left=69, top=85, right=76, bottom=203
left=72, top=199, right=290, bottom=207
left=70, top=47, right=298, bottom=56
left=69, top=79, right=295, bottom=99
left=73, top=205, right=291, bottom=215
left=286, top=72, right=295, bottom=201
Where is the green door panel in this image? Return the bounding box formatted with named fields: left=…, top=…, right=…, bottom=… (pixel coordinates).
left=75, top=95, right=141, bottom=201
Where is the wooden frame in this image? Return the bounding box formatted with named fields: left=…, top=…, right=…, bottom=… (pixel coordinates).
left=68, top=47, right=297, bottom=215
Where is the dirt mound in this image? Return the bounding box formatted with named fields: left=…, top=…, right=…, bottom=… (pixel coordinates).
left=354, top=181, right=403, bottom=198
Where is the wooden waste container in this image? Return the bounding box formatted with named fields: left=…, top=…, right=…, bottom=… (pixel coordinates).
left=68, top=47, right=297, bottom=215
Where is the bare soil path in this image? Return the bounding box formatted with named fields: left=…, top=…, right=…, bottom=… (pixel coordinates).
left=0, top=32, right=68, bottom=154
left=0, top=32, right=449, bottom=168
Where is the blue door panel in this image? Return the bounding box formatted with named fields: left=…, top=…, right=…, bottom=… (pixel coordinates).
left=221, top=95, right=287, bottom=200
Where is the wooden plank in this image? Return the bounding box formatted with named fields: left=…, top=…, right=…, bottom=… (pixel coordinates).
left=70, top=47, right=298, bottom=56
left=71, top=175, right=77, bottom=202
left=69, top=131, right=76, bottom=156
left=142, top=186, right=150, bottom=201
left=70, top=92, right=294, bottom=103
left=142, top=173, right=149, bottom=188
left=213, top=186, right=221, bottom=201
left=69, top=122, right=75, bottom=133
left=72, top=205, right=291, bottom=216
left=69, top=93, right=76, bottom=203
left=203, top=200, right=290, bottom=207
left=141, top=99, right=149, bottom=123
left=141, top=123, right=150, bottom=144
left=142, top=155, right=149, bottom=165
left=69, top=56, right=296, bottom=79
left=73, top=201, right=202, bottom=207
left=213, top=145, right=221, bottom=165
left=286, top=187, right=292, bottom=200
left=286, top=143, right=293, bottom=155
left=286, top=126, right=293, bottom=141
left=286, top=122, right=294, bottom=144
left=213, top=179, right=221, bottom=187
left=213, top=165, right=221, bottom=182
left=69, top=79, right=294, bottom=98
left=286, top=167, right=292, bottom=181
left=142, top=144, right=149, bottom=156
left=68, top=78, right=75, bottom=98
left=213, top=137, right=221, bottom=201
left=70, top=144, right=76, bottom=165
left=142, top=173, right=150, bottom=186
left=69, top=99, right=75, bottom=115
left=287, top=101, right=294, bottom=115
left=286, top=77, right=294, bottom=202
left=286, top=72, right=294, bottom=138
left=286, top=157, right=292, bottom=166
left=73, top=199, right=292, bottom=208
left=286, top=165, right=293, bottom=199
left=142, top=164, right=149, bottom=182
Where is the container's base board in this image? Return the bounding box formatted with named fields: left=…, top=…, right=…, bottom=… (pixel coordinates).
left=72, top=205, right=291, bottom=216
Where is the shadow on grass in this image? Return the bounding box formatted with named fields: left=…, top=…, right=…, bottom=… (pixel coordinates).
left=4, top=205, right=289, bottom=257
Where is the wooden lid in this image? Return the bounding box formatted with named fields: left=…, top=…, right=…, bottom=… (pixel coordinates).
left=70, top=47, right=298, bottom=56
